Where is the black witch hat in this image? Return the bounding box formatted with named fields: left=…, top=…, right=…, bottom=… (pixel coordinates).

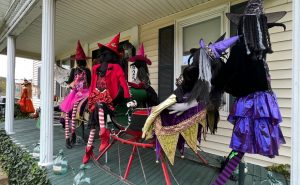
left=226, top=0, right=286, bottom=25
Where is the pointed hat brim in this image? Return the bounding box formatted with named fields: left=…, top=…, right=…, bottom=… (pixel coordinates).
left=226, top=11, right=286, bottom=25
left=128, top=55, right=152, bottom=65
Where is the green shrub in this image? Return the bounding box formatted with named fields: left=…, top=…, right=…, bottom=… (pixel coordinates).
left=14, top=103, right=30, bottom=119
left=266, top=164, right=290, bottom=179
left=0, top=130, right=51, bottom=185
left=0, top=103, right=31, bottom=123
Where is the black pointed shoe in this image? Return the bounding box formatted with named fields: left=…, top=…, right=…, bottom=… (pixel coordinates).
left=66, top=138, right=72, bottom=149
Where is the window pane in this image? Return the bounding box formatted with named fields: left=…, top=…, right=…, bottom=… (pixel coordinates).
left=183, top=17, right=221, bottom=65
left=61, top=58, right=71, bottom=70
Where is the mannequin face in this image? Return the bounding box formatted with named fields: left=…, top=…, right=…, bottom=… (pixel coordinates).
left=99, top=49, right=118, bottom=63
left=76, top=60, right=87, bottom=67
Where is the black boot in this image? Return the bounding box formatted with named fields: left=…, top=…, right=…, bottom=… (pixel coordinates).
left=66, top=138, right=72, bottom=149
left=71, top=133, right=77, bottom=145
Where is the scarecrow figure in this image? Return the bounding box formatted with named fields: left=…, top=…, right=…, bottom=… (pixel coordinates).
left=83, top=33, right=131, bottom=164
left=18, top=79, right=35, bottom=114
left=212, top=1, right=287, bottom=184
left=60, top=40, right=91, bottom=149
left=128, top=43, right=159, bottom=107
left=142, top=35, right=239, bottom=165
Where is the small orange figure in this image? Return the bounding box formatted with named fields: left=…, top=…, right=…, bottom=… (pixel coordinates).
left=18, top=79, right=35, bottom=113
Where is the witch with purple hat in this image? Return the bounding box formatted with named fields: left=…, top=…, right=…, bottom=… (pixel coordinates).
left=141, top=35, right=239, bottom=165
left=212, top=0, right=287, bottom=184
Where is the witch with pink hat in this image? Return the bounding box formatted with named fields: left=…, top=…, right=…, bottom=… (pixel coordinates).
left=60, top=40, right=91, bottom=149
left=128, top=43, right=159, bottom=106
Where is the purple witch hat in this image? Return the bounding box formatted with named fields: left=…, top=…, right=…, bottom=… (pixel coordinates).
left=200, top=35, right=240, bottom=59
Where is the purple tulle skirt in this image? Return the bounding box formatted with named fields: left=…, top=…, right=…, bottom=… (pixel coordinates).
left=60, top=88, right=89, bottom=113
left=155, top=103, right=205, bottom=159
left=228, top=91, right=285, bottom=158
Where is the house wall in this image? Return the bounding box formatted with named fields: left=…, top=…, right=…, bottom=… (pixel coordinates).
left=139, top=0, right=292, bottom=166
left=32, top=60, right=41, bottom=109
left=55, top=26, right=139, bottom=81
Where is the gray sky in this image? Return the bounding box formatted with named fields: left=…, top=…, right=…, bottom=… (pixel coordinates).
left=0, top=54, right=34, bottom=80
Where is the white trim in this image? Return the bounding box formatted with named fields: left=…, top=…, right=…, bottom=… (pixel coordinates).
left=39, top=0, right=55, bottom=166
left=5, top=36, right=15, bottom=135
left=174, top=4, right=231, bottom=113
left=292, top=0, right=300, bottom=184
left=174, top=4, right=230, bottom=88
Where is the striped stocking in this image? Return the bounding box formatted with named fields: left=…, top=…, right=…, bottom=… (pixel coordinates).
left=64, top=113, right=70, bottom=139
left=87, top=129, right=96, bottom=148
left=98, top=106, right=110, bottom=152
left=213, top=151, right=244, bottom=185
left=98, top=107, right=105, bottom=130
left=71, top=101, right=79, bottom=134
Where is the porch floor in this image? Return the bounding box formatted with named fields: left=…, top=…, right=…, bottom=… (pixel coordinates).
left=0, top=119, right=289, bottom=185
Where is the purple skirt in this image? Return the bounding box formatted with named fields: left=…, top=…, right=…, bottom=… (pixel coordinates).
left=228, top=91, right=285, bottom=158
left=155, top=103, right=205, bottom=159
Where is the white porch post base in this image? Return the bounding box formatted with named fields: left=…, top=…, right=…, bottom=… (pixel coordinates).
left=5, top=36, right=15, bottom=135
left=292, top=0, right=300, bottom=184
left=39, top=0, right=55, bottom=166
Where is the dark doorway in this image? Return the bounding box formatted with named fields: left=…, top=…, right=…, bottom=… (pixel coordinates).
left=158, top=25, right=174, bottom=101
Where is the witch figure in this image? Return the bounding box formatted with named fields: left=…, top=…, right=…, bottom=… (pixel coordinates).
left=128, top=43, right=159, bottom=107
left=82, top=33, right=131, bottom=164
left=60, top=40, right=91, bottom=149
left=142, top=35, right=239, bottom=165
left=18, top=79, right=35, bottom=114
left=212, top=0, right=287, bottom=184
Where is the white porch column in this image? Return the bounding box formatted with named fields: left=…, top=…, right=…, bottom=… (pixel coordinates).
left=39, top=0, right=55, bottom=166
left=292, top=0, right=300, bottom=184
left=4, top=36, right=15, bottom=135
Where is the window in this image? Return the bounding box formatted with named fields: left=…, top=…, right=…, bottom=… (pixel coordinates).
left=55, top=56, right=74, bottom=98
left=182, top=17, right=221, bottom=66
left=175, top=4, right=230, bottom=114
left=37, top=67, right=41, bottom=99
left=61, top=56, right=74, bottom=70
left=175, top=5, right=229, bottom=82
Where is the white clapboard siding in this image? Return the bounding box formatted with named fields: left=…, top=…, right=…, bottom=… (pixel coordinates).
left=139, top=0, right=292, bottom=166
left=32, top=60, right=41, bottom=109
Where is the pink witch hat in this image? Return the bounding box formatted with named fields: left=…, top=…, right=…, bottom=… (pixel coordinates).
left=129, top=43, right=152, bottom=65
left=75, top=40, right=90, bottom=60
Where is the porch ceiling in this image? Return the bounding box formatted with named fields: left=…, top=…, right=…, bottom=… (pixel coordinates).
left=0, top=0, right=13, bottom=27
left=15, top=0, right=211, bottom=58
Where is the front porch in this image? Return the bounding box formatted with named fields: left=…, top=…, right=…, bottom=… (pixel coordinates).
left=0, top=120, right=289, bottom=185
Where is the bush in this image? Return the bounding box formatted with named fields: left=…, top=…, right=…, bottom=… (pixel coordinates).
left=266, top=164, right=290, bottom=179
left=0, top=130, right=51, bottom=185
left=0, top=103, right=30, bottom=123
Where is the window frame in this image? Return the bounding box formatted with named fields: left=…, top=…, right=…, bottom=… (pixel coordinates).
left=174, top=4, right=231, bottom=115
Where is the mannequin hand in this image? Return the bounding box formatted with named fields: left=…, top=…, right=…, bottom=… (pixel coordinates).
left=142, top=94, right=177, bottom=139
left=168, top=99, right=198, bottom=116
left=69, top=81, right=75, bottom=89
left=77, top=91, right=82, bottom=97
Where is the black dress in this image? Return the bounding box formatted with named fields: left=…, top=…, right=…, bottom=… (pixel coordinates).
left=212, top=42, right=269, bottom=98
